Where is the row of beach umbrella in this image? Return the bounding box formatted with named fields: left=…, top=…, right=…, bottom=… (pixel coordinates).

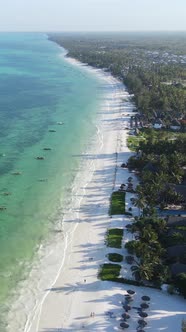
left=119, top=291, right=150, bottom=330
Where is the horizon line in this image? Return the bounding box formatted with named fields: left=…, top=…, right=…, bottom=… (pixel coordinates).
left=0, top=30, right=186, bottom=34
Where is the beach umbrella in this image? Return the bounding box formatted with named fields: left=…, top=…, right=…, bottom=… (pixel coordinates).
left=139, top=312, right=148, bottom=318
left=141, top=296, right=150, bottom=301
left=123, top=304, right=131, bottom=311
left=125, top=255, right=134, bottom=264
left=127, top=289, right=135, bottom=295
left=125, top=295, right=133, bottom=302
left=138, top=319, right=147, bottom=327
left=120, top=322, right=129, bottom=329
left=126, top=297, right=134, bottom=303
left=122, top=313, right=130, bottom=320
left=140, top=303, right=149, bottom=309
left=125, top=294, right=131, bottom=298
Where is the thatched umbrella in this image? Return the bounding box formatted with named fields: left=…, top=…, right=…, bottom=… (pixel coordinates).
left=122, top=313, right=130, bottom=320
left=125, top=295, right=133, bottom=303
left=140, top=303, right=149, bottom=309
left=141, top=295, right=150, bottom=301
left=125, top=255, right=134, bottom=264
left=123, top=304, right=131, bottom=311
left=120, top=322, right=129, bottom=329
left=125, top=294, right=132, bottom=299
left=139, top=311, right=148, bottom=318
left=128, top=177, right=133, bottom=182
left=127, top=289, right=135, bottom=295
left=138, top=319, right=147, bottom=327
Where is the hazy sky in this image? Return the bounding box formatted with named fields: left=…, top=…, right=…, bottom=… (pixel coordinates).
left=0, top=0, right=185, bottom=32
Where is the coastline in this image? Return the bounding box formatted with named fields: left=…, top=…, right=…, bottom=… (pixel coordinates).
left=7, top=53, right=186, bottom=332
left=6, top=52, right=133, bottom=331
left=28, top=57, right=136, bottom=332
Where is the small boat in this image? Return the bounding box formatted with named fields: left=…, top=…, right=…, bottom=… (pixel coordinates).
left=0, top=206, right=6, bottom=211
left=35, top=156, right=45, bottom=160
left=12, top=171, right=22, bottom=175
left=43, top=147, right=52, bottom=151
left=48, top=129, right=56, bottom=133
left=57, top=121, right=64, bottom=125
left=38, top=178, right=48, bottom=182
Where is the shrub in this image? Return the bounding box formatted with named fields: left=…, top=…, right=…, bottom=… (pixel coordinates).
left=107, top=253, right=123, bottom=262
left=174, top=273, right=186, bottom=298
left=98, top=274, right=161, bottom=289
left=167, top=284, right=175, bottom=295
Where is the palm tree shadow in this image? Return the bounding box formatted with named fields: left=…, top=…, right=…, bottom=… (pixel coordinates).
left=42, top=318, right=111, bottom=331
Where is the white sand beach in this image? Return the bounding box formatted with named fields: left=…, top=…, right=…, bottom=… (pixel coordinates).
left=8, top=58, right=186, bottom=332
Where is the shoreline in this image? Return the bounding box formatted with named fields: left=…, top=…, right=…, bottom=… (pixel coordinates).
left=7, top=52, right=133, bottom=331
left=27, top=58, right=136, bottom=331
left=7, top=52, right=186, bottom=332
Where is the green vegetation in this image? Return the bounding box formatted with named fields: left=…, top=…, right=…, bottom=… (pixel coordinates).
left=165, top=232, right=186, bottom=247
left=175, top=273, right=186, bottom=298
left=125, top=207, right=186, bottom=294
left=98, top=263, right=121, bottom=280
left=49, top=32, right=186, bottom=296
left=128, top=132, right=186, bottom=209
left=125, top=69, right=186, bottom=123
left=49, top=32, right=186, bottom=128
left=98, top=272, right=160, bottom=288
left=106, top=228, right=123, bottom=248
left=127, top=135, right=145, bottom=151
left=109, top=191, right=125, bottom=215
left=107, top=253, right=123, bottom=262
left=127, top=129, right=185, bottom=152
left=125, top=211, right=169, bottom=285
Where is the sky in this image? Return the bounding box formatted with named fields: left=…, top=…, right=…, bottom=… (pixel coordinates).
left=0, top=0, right=185, bottom=32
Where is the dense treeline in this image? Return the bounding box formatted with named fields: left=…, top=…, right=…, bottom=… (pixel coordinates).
left=127, top=131, right=186, bottom=295
left=128, top=131, right=186, bottom=209
left=125, top=67, right=186, bottom=121
left=49, top=33, right=186, bottom=295
left=49, top=32, right=186, bottom=123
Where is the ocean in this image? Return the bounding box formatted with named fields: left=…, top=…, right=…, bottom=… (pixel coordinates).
left=0, top=33, right=104, bottom=328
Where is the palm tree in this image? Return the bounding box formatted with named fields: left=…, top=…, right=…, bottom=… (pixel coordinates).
left=131, top=261, right=154, bottom=281
left=134, top=241, right=150, bottom=259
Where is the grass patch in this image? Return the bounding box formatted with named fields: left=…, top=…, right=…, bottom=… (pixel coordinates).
left=127, top=135, right=145, bottom=151
left=107, top=253, right=123, bottom=262
left=106, top=228, right=123, bottom=248
left=98, top=263, right=121, bottom=280
left=109, top=191, right=125, bottom=215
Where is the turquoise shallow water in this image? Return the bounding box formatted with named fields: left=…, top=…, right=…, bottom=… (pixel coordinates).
left=0, top=33, right=103, bottom=310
